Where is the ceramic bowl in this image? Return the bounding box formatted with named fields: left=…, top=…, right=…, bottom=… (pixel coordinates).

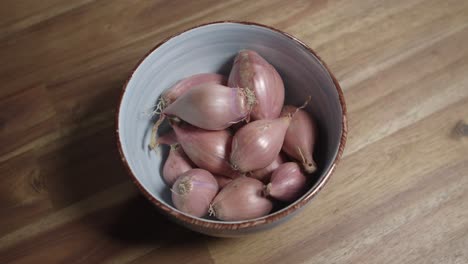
left=116, top=21, right=347, bottom=237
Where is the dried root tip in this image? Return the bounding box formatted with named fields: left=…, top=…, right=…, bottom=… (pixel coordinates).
left=140, top=101, right=160, bottom=118
left=155, top=98, right=169, bottom=115
left=167, top=116, right=182, bottom=126
left=148, top=115, right=165, bottom=150
left=170, top=143, right=180, bottom=151
left=208, top=204, right=216, bottom=217
left=244, top=88, right=257, bottom=110
left=177, top=177, right=192, bottom=195
left=142, top=97, right=169, bottom=119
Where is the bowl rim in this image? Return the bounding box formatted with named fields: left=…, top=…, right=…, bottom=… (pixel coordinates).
left=115, top=20, right=348, bottom=230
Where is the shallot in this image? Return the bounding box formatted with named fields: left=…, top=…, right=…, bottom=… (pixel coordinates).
left=228, top=50, right=284, bottom=120
left=158, top=73, right=226, bottom=111
left=164, top=83, right=254, bottom=130
left=162, top=144, right=193, bottom=186
left=230, top=116, right=291, bottom=173
left=172, top=169, right=219, bottom=217
left=265, top=162, right=307, bottom=202
left=149, top=73, right=226, bottom=149
left=172, top=121, right=241, bottom=178
left=281, top=105, right=318, bottom=173
left=210, top=177, right=272, bottom=221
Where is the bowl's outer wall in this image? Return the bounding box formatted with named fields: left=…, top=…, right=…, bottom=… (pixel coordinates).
left=117, top=22, right=346, bottom=236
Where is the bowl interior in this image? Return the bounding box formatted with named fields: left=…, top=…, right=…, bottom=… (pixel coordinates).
left=118, top=22, right=343, bottom=224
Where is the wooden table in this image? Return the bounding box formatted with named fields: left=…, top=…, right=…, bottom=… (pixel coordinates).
left=1, top=1, right=467, bottom=263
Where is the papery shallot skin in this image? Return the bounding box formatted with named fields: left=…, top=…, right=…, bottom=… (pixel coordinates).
left=161, top=73, right=227, bottom=108
left=266, top=162, right=307, bottom=202
left=281, top=105, right=318, bottom=173
left=210, top=177, right=272, bottom=221
left=164, top=84, right=250, bottom=130
left=230, top=117, right=290, bottom=173
left=150, top=74, right=226, bottom=149
left=172, top=169, right=219, bottom=217
left=228, top=50, right=285, bottom=120
left=162, top=144, right=193, bottom=186
left=172, top=122, right=241, bottom=178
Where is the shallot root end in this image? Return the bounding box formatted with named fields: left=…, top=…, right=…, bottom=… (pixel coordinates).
left=208, top=204, right=216, bottom=217
left=244, top=88, right=257, bottom=109
left=155, top=97, right=168, bottom=115
left=177, top=177, right=192, bottom=195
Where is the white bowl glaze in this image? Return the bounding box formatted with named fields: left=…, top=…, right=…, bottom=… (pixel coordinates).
left=117, top=21, right=347, bottom=237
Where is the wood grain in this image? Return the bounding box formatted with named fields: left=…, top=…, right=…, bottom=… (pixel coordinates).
left=0, top=0, right=467, bottom=263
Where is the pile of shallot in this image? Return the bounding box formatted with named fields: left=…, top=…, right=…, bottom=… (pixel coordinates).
left=150, top=50, right=318, bottom=221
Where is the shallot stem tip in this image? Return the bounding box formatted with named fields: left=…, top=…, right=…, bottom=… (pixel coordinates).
left=293, top=96, right=312, bottom=116
left=297, top=146, right=307, bottom=165
left=148, top=115, right=165, bottom=150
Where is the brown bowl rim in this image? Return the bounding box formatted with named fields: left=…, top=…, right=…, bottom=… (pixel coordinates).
left=115, top=20, right=348, bottom=230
